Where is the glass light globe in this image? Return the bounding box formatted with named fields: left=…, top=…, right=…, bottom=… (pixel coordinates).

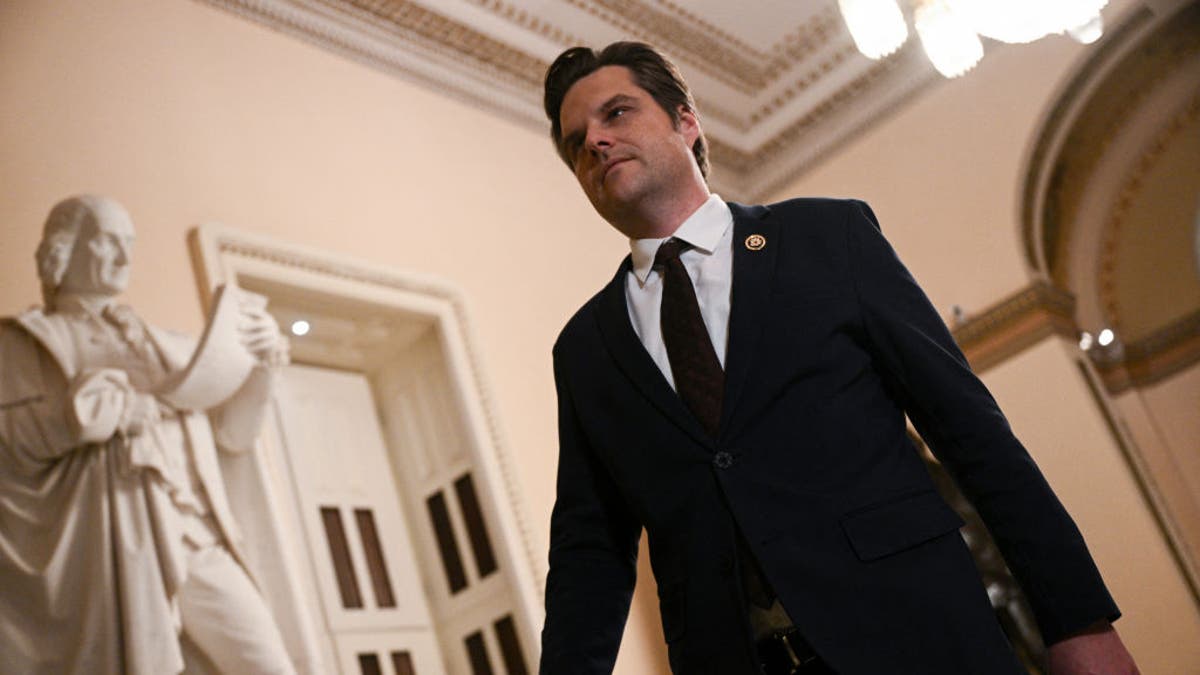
left=916, top=0, right=983, bottom=78
left=1068, top=13, right=1105, bottom=44
left=839, top=0, right=909, bottom=59
left=948, top=0, right=1107, bottom=44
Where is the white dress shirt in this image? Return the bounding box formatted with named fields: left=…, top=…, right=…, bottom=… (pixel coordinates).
left=626, top=193, right=734, bottom=390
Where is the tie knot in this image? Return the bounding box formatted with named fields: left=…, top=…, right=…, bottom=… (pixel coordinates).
left=653, top=239, right=689, bottom=267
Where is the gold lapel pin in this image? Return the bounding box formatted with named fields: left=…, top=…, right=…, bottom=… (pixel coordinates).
left=744, top=234, right=766, bottom=251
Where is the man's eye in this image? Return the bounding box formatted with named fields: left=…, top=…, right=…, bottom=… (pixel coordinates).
left=608, top=107, right=627, bottom=120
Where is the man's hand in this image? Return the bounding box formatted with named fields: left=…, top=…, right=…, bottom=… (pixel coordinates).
left=1047, top=622, right=1139, bottom=674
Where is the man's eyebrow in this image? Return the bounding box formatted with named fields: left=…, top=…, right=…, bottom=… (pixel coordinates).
left=599, top=94, right=637, bottom=114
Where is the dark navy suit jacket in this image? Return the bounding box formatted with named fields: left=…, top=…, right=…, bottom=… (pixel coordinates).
left=540, top=198, right=1118, bottom=674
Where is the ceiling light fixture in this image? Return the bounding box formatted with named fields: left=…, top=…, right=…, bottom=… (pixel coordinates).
left=839, top=0, right=1109, bottom=78
left=837, top=0, right=909, bottom=59
left=950, top=0, right=1107, bottom=44
left=915, top=0, right=983, bottom=78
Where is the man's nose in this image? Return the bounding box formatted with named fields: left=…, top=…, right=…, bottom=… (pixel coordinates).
left=584, top=125, right=613, bottom=156
left=115, top=241, right=131, bottom=265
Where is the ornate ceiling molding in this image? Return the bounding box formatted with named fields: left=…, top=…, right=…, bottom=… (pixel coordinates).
left=948, top=276, right=1200, bottom=394
left=194, top=0, right=939, bottom=201
left=951, top=281, right=1078, bottom=374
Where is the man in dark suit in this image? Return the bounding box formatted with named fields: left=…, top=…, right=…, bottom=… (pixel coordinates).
left=538, top=42, right=1138, bottom=674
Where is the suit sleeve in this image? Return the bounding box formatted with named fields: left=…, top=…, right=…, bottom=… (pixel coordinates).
left=843, top=199, right=1119, bottom=645
left=540, top=347, right=641, bottom=675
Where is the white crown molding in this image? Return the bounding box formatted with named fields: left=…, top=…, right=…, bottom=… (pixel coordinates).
left=192, top=0, right=943, bottom=201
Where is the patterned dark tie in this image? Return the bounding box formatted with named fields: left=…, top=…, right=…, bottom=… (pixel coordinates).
left=654, top=239, right=724, bottom=438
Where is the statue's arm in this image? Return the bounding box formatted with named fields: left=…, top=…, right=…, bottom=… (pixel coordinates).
left=209, top=365, right=278, bottom=453
left=209, top=302, right=289, bottom=453
left=69, top=369, right=162, bottom=442
left=0, top=325, right=94, bottom=463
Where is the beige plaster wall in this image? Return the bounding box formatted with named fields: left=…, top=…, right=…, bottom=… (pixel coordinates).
left=0, top=0, right=666, bottom=671
left=764, top=34, right=1074, bottom=315
left=986, top=340, right=1200, bottom=672
left=1136, top=366, right=1200, bottom=501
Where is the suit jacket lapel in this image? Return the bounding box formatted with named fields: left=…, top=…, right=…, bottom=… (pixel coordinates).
left=595, top=256, right=714, bottom=449
left=719, top=203, right=779, bottom=440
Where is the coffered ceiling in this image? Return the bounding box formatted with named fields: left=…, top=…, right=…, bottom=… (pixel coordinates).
left=200, top=0, right=943, bottom=200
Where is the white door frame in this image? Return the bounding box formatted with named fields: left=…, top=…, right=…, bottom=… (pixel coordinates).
left=188, top=223, right=544, bottom=673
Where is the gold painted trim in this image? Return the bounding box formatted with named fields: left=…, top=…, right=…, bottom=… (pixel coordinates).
left=951, top=282, right=1078, bottom=374
left=1096, top=310, right=1200, bottom=394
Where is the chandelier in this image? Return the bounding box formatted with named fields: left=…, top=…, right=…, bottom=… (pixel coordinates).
left=837, top=0, right=1109, bottom=78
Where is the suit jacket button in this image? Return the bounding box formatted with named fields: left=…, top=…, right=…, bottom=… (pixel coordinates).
left=713, top=451, right=734, bottom=469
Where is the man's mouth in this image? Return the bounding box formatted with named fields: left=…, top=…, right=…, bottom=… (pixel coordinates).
left=602, top=157, right=631, bottom=183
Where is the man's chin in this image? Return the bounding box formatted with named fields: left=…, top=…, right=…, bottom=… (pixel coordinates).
left=596, top=180, right=644, bottom=213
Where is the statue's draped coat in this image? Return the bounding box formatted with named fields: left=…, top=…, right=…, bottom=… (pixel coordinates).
left=0, top=310, right=264, bottom=675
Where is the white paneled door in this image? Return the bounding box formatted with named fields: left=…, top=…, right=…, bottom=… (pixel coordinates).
left=273, top=364, right=447, bottom=675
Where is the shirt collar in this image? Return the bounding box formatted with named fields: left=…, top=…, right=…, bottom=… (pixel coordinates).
left=629, top=194, right=732, bottom=284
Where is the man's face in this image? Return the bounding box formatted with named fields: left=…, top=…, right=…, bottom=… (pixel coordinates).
left=59, top=204, right=136, bottom=297
left=558, top=66, right=700, bottom=231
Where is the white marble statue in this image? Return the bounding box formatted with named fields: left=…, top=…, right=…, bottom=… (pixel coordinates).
left=0, top=195, right=296, bottom=674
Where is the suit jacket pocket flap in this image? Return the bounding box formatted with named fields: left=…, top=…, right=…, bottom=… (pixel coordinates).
left=840, top=490, right=965, bottom=562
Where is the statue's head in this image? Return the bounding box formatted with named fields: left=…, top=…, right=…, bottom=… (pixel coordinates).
left=36, top=195, right=136, bottom=309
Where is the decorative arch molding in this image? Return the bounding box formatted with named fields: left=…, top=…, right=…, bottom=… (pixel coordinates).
left=1017, top=0, right=1200, bottom=606
left=1020, top=1, right=1200, bottom=376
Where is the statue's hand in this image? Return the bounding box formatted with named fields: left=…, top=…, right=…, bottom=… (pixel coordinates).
left=238, top=303, right=289, bottom=367
left=70, top=370, right=165, bottom=442
left=69, top=368, right=132, bottom=443
left=119, top=392, right=162, bottom=437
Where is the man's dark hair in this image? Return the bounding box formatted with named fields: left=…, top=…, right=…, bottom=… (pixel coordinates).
left=543, top=41, right=709, bottom=179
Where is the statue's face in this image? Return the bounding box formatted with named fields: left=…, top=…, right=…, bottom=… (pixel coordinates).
left=58, top=203, right=136, bottom=297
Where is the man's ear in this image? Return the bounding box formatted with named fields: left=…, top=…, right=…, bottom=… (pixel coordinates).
left=677, top=106, right=701, bottom=146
